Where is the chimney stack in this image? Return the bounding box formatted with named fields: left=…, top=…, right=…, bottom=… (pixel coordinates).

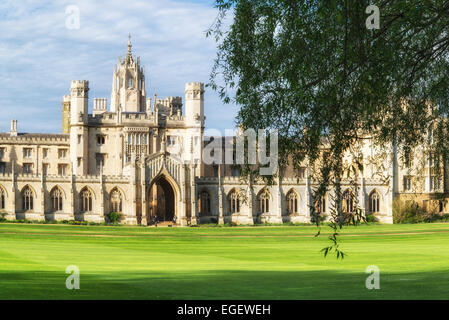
left=10, top=120, right=17, bottom=137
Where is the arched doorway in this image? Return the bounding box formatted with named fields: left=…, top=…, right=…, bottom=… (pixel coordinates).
left=148, top=175, right=176, bottom=223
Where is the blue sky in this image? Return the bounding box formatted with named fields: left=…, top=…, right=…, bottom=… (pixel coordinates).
left=0, top=0, right=238, bottom=134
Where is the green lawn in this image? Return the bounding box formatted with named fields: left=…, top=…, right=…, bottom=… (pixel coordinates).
left=1, top=222, right=449, bottom=299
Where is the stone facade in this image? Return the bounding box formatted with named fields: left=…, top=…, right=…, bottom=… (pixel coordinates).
left=2, top=39, right=444, bottom=226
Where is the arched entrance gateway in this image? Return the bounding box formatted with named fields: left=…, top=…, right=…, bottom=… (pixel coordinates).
left=147, top=174, right=177, bottom=224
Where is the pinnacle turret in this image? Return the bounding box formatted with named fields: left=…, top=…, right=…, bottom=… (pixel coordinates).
left=126, top=33, right=133, bottom=64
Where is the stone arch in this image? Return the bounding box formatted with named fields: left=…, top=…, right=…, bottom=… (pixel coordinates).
left=21, top=184, right=36, bottom=195
left=0, top=184, right=8, bottom=198
left=150, top=166, right=181, bottom=197
left=49, top=185, right=67, bottom=199
left=79, top=186, right=96, bottom=199
left=148, top=170, right=180, bottom=222
left=107, top=186, right=127, bottom=201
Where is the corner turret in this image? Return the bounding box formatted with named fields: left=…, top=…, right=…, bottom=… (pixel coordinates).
left=69, top=80, right=89, bottom=175
left=185, top=82, right=204, bottom=127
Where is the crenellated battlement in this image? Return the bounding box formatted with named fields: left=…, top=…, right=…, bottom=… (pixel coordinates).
left=70, top=80, right=89, bottom=100
left=185, top=82, right=205, bottom=103
left=0, top=133, right=69, bottom=144
left=155, top=96, right=182, bottom=107
left=185, top=82, right=204, bottom=92
left=70, top=80, right=89, bottom=88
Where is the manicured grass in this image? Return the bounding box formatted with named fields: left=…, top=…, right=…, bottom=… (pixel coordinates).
left=1, top=222, right=449, bottom=299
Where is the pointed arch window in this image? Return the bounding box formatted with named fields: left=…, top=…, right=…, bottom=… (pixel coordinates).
left=369, top=190, right=380, bottom=213
left=314, top=193, right=327, bottom=214
left=228, top=190, right=240, bottom=214
left=342, top=190, right=354, bottom=213
left=22, top=186, right=33, bottom=211
left=258, top=189, right=270, bottom=214
left=81, top=188, right=93, bottom=212
left=286, top=190, right=298, bottom=214
left=51, top=187, right=63, bottom=212
left=110, top=189, right=123, bottom=213
left=0, top=186, right=5, bottom=210
left=198, top=191, right=211, bottom=216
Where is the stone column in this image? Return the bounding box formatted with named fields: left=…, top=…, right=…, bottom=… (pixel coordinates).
left=190, top=164, right=198, bottom=225
left=218, top=164, right=224, bottom=225
left=99, top=169, right=105, bottom=222
left=305, top=166, right=311, bottom=222
left=129, top=155, right=138, bottom=224
left=359, top=174, right=365, bottom=213
left=69, top=166, right=75, bottom=220
left=140, top=158, right=147, bottom=226
left=119, top=134, right=124, bottom=176
left=38, top=170, right=45, bottom=221
left=386, top=140, right=398, bottom=223
left=275, top=175, right=283, bottom=224
left=35, top=145, right=39, bottom=175
left=180, top=164, right=187, bottom=226
left=246, top=173, right=254, bottom=225
left=10, top=161, right=16, bottom=220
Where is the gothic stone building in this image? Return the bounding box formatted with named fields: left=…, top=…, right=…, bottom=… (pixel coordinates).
left=1, top=40, right=446, bottom=225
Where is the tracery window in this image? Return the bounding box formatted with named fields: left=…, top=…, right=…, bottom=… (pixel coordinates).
left=342, top=190, right=354, bottom=213
left=258, top=189, right=270, bottom=214
left=228, top=189, right=240, bottom=214
left=314, top=194, right=327, bottom=214
left=51, top=187, right=63, bottom=211
left=22, top=186, right=33, bottom=211
left=81, top=188, right=93, bottom=212
left=286, top=190, right=298, bottom=214
left=0, top=186, right=5, bottom=210
left=369, top=190, right=380, bottom=213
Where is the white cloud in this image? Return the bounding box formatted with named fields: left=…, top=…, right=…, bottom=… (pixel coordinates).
left=0, top=0, right=238, bottom=133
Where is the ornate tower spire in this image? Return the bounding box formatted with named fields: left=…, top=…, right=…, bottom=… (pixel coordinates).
left=126, top=33, right=133, bottom=64
left=110, top=35, right=146, bottom=113
left=127, top=33, right=132, bottom=55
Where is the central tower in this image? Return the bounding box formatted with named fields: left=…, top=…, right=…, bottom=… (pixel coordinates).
left=110, top=35, right=146, bottom=112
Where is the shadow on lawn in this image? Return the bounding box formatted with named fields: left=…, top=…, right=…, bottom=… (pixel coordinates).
left=0, top=269, right=447, bottom=300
